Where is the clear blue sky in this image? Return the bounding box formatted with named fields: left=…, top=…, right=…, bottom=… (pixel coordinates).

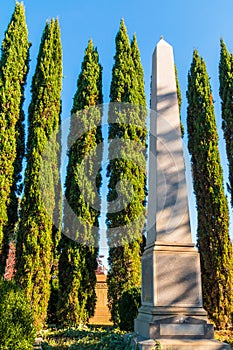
left=0, top=0, right=233, bottom=253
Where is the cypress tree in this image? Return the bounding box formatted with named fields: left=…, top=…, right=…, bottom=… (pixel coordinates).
left=107, top=20, right=147, bottom=324
left=0, top=2, right=30, bottom=273
left=58, top=39, right=103, bottom=324
left=131, top=33, right=146, bottom=106
left=175, top=65, right=184, bottom=137
left=186, top=49, right=233, bottom=329
left=16, top=19, right=62, bottom=330
left=219, top=39, right=233, bottom=206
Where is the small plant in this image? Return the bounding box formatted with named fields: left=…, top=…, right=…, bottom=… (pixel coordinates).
left=154, top=340, right=162, bottom=349
left=0, top=278, right=36, bottom=350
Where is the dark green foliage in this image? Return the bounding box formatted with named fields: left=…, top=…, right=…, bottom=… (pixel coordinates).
left=175, top=65, right=184, bottom=137
left=130, top=33, right=146, bottom=107
left=107, top=19, right=147, bottom=324
left=58, top=241, right=98, bottom=325
left=107, top=243, right=142, bottom=325
left=186, top=49, right=233, bottom=329
left=47, top=267, right=59, bottom=325
left=119, top=286, right=141, bottom=331
left=71, top=39, right=103, bottom=113
left=219, top=39, right=233, bottom=207
left=0, top=2, right=30, bottom=273
left=16, top=19, right=62, bottom=330
left=0, top=278, right=36, bottom=350
left=58, top=39, right=103, bottom=324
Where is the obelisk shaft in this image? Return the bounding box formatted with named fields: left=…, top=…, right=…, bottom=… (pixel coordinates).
left=134, top=38, right=229, bottom=350
left=147, top=38, right=192, bottom=246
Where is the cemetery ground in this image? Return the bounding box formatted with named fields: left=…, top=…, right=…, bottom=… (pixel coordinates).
left=39, top=325, right=233, bottom=349
left=40, top=325, right=132, bottom=349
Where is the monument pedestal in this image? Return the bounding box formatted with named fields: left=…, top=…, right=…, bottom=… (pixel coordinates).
left=134, top=244, right=230, bottom=349
left=135, top=243, right=212, bottom=341
left=133, top=38, right=230, bottom=349
left=89, top=274, right=112, bottom=325
left=135, top=338, right=230, bottom=350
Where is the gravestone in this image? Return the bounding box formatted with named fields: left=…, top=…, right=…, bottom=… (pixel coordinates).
left=133, top=38, right=230, bottom=350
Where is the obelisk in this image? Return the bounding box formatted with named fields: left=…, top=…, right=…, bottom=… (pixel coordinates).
left=134, top=39, right=230, bottom=350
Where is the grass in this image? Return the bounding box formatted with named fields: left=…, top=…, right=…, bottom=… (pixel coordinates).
left=40, top=326, right=233, bottom=350
left=41, top=325, right=133, bottom=349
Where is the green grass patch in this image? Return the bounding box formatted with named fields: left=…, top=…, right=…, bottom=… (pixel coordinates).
left=41, top=325, right=133, bottom=349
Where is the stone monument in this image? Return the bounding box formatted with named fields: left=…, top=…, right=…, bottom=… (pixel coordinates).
left=134, top=38, right=230, bottom=350
left=89, top=273, right=112, bottom=325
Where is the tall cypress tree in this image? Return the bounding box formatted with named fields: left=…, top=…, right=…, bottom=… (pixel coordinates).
left=16, top=19, right=62, bottom=330
left=106, top=20, right=147, bottom=324
left=0, top=2, right=30, bottom=273
left=131, top=33, right=146, bottom=106
left=58, top=39, right=103, bottom=325
left=219, top=39, right=233, bottom=207
left=175, top=65, right=184, bottom=137
left=186, top=49, right=233, bottom=329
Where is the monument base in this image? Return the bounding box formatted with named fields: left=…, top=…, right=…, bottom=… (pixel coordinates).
left=136, top=242, right=209, bottom=337
left=88, top=274, right=112, bottom=325
left=133, top=243, right=228, bottom=349
left=132, top=337, right=231, bottom=350
left=135, top=313, right=214, bottom=340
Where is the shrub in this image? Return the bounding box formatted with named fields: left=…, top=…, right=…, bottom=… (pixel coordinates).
left=118, top=287, right=141, bottom=331
left=0, top=278, right=36, bottom=350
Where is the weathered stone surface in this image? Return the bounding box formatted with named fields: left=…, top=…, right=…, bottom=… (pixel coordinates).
left=147, top=38, right=192, bottom=246
left=160, top=324, right=204, bottom=336
left=127, top=332, right=230, bottom=350
left=142, top=253, right=153, bottom=304
left=155, top=252, right=202, bottom=307
left=140, top=245, right=204, bottom=312
left=134, top=37, right=228, bottom=350
left=135, top=338, right=230, bottom=350
left=89, top=274, right=112, bottom=325
left=136, top=39, right=207, bottom=338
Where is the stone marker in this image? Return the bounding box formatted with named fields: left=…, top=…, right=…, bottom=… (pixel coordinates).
left=133, top=38, right=230, bottom=350
left=89, top=274, right=112, bottom=325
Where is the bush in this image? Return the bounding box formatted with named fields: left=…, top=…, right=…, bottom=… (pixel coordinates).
left=118, top=287, right=141, bottom=331
left=0, top=278, right=36, bottom=350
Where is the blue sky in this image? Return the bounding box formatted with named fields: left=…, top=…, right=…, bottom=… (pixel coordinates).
left=0, top=0, right=233, bottom=258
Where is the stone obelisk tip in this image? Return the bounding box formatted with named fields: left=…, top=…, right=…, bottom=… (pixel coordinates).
left=156, top=36, right=172, bottom=49
left=149, top=36, right=192, bottom=244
